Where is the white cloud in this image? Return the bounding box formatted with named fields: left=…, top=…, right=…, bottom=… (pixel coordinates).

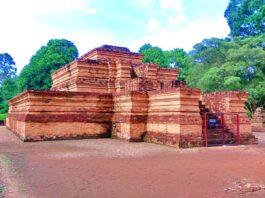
left=160, top=0, right=183, bottom=12
left=148, top=18, right=160, bottom=33
left=0, top=0, right=99, bottom=73
left=1, top=0, right=97, bottom=16
left=131, top=18, right=229, bottom=52
left=130, top=0, right=156, bottom=7
left=67, top=31, right=114, bottom=56
left=0, top=27, right=114, bottom=73
left=167, top=15, right=186, bottom=27
left=33, top=0, right=97, bottom=15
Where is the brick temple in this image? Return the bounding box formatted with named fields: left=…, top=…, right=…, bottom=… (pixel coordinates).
left=6, top=45, right=257, bottom=148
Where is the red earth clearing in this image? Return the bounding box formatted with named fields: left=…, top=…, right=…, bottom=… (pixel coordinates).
left=1, top=126, right=265, bottom=198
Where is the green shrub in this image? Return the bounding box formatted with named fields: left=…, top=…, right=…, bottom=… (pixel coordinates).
left=0, top=113, right=6, bottom=121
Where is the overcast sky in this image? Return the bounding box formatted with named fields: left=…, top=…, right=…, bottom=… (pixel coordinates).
left=0, top=0, right=230, bottom=73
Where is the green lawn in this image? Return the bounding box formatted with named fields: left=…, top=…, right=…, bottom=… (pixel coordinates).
left=0, top=113, right=6, bottom=121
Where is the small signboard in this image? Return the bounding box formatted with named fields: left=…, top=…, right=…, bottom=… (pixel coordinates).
left=208, top=118, right=217, bottom=128
left=209, top=118, right=217, bottom=124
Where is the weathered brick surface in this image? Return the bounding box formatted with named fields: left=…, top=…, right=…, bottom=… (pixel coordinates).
left=147, top=88, right=203, bottom=148
left=202, top=92, right=253, bottom=136
left=202, top=92, right=247, bottom=113
left=144, top=132, right=180, bottom=147
left=112, top=91, right=148, bottom=142
left=79, top=45, right=143, bottom=64
left=251, top=107, right=265, bottom=132
left=6, top=90, right=113, bottom=141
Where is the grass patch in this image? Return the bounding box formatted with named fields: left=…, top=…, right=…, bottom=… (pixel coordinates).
left=0, top=114, right=6, bottom=121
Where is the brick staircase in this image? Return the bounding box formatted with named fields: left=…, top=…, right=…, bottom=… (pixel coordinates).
left=199, top=101, right=237, bottom=146
left=206, top=128, right=236, bottom=145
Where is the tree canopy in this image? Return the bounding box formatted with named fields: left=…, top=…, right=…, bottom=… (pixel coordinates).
left=0, top=53, right=18, bottom=113
left=0, top=53, right=17, bottom=85
left=18, top=39, right=79, bottom=91
left=0, top=39, right=78, bottom=114
left=138, top=44, right=190, bottom=80
left=225, top=0, right=265, bottom=37
left=187, top=34, right=265, bottom=115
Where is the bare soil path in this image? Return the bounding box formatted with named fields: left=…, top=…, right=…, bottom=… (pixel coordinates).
left=1, top=126, right=265, bottom=198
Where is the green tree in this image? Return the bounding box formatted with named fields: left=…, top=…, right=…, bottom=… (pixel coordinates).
left=225, top=0, right=265, bottom=37
left=0, top=53, right=17, bottom=85
left=18, top=39, right=78, bottom=91
left=224, top=76, right=242, bottom=91
left=164, top=48, right=186, bottom=68
left=139, top=43, right=152, bottom=54
left=187, top=38, right=232, bottom=88
left=187, top=34, right=265, bottom=116
left=246, top=83, right=265, bottom=115
left=197, top=67, right=225, bottom=92
left=164, top=48, right=190, bottom=80
left=0, top=78, right=19, bottom=113
left=138, top=44, right=191, bottom=80
left=139, top=44, right=168, bottom=67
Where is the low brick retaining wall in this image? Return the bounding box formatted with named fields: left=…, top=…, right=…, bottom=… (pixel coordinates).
left=6, top=90, right=113, bottom=141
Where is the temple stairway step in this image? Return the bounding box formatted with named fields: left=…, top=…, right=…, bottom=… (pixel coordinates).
left=204, top=129, right=236, bottom=145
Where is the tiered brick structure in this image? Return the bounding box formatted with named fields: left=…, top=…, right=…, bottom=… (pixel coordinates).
left=145, top=88, right=202, bottom=148
left=6, top=91, right=113, bottom=141
left=6, top=45, right=256, bottom=147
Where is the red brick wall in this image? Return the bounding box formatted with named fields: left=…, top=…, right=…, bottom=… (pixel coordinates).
left=202, top=91, right=252, bottom=135
left=6, top=90, right=113, bottom=141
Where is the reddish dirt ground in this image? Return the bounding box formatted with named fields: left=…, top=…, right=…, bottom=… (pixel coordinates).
left=1, top=126, right=265, bottom=198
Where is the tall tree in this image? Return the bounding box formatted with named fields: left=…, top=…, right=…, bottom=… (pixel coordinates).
left=0, top=78, right=19, bottom=113
left=0, top=53, right=17, bottom=85
left=225, top=0, right=265, bottom=37
left=18, top=39, right=79, bottom=91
